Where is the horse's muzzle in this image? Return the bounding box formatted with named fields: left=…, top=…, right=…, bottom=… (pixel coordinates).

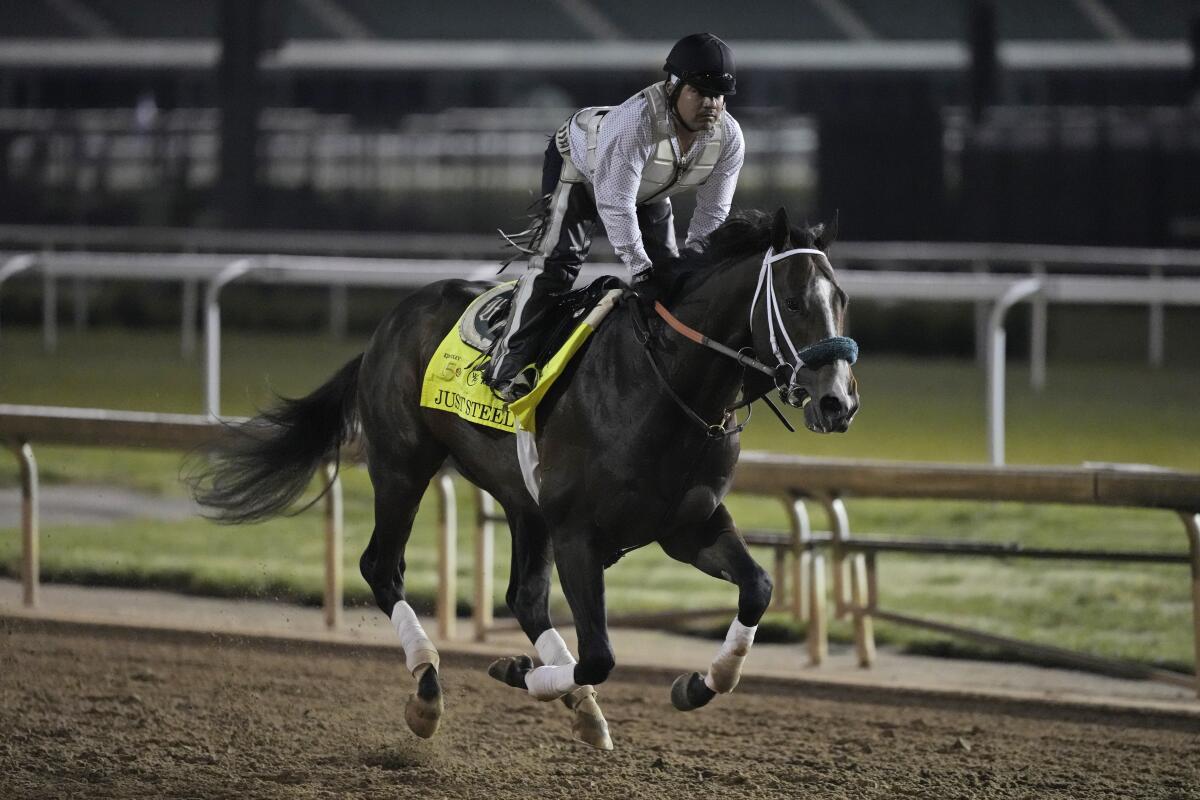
left=787, top=364, right=859, bottom=434
left=805, top=392, right=857, bottom=433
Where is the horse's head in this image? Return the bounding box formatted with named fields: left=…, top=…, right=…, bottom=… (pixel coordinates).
left=751, top=208, right=860, bottom=433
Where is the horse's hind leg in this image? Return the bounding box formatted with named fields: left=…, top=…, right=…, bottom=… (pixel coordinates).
left=658, top=503, right=773, bottom=712
left=485, top=510, right=612, bottom=750
left=360, top=437, right=448, bottom=739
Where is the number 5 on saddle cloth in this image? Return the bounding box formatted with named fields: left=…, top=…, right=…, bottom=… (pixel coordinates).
left=419, top=277, right=625, bottom=500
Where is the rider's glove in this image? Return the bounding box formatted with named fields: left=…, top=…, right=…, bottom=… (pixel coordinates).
left=631, top=271, right=662, bottom=314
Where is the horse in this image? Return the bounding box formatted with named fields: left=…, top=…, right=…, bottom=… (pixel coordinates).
left=190, top=207, right=860, bottom=750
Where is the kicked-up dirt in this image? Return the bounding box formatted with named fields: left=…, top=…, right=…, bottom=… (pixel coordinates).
left=1, top=618, right=1198, bottom=800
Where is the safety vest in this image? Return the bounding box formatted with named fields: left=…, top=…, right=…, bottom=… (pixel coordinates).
left=556, top=82, right=725, bottom=204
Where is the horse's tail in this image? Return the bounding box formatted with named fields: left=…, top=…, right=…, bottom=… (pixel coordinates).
left=189, top=355, right=363, bottom=524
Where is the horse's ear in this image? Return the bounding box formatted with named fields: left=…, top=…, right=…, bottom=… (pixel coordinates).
left=816, top=212, right=839, bottom=251
left=771, top=207, right=790, bottom=252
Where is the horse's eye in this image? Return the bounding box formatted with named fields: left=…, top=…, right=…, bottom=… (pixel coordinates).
left=784, top=297, right=801, bottom=312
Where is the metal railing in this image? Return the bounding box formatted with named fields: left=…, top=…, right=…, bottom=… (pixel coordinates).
left=3, top=405, right=1198, bottom=695
left=730, top=454, right=1200, bottom=692
left=464, top=454, right=1200, bottom=694
left=4, top=250, right=1200, bottom=463
left=0, top=404, right=461, bottom=637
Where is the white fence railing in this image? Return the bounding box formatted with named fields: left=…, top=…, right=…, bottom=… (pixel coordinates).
left=2, top=405, right=1198, bottom=696
left=3, top=250, right=1200, bottom=464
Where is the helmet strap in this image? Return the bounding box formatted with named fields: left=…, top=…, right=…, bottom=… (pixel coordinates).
left=666, top=76, right=701, bottom=134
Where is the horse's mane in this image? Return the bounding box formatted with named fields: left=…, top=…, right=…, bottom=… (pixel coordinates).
left=663, top=209, right=831, bottom=298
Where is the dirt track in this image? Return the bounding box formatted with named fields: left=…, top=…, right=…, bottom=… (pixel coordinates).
left=2, top=620, right=1198, bottom=800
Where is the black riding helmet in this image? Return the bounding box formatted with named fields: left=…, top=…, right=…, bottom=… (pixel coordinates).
left=663, top=33, right=736, bottom=97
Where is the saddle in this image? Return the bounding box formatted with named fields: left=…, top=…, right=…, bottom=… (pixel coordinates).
left=420, top=276, right=625, bottom=436
left=462, top=275, right=624, bottom=368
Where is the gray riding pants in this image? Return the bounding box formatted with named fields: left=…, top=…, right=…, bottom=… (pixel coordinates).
left=484, top=139, right=678, bottom=388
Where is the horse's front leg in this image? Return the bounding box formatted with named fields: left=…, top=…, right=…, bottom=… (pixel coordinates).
left=486, top=510, right=612, bottom=749
left=497, top=533, right=615, bottom=700
left=659, top=503, right=773, bottom=711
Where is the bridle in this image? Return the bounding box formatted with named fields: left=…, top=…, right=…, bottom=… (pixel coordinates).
left=631, top=245, right=858, bottom=438
left=750, top=246, right=858, bottom=406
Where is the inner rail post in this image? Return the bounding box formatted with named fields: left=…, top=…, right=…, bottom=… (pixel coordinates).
left=474, top=488, right=495, bottom=642
left=322, top=460, right=343, bottom=630
left=42, top=269, right=57, bottom=354
left=436, top=472, right=457, bottom=641
left=1029, top=261, right=1047, bottom=391
left=807, top=552, right=827, bottom=666
left=1149, top=266, right=1164, bottom=367
left=987, top=278, right=1042, bottom=465
left=181, top=279, right=198, bottom=359
left=850, top=554, right=876, bottom=667
left=0, top=253, right=38, bottom=343
left=785, top=494, right=811, bottom=621
left=1181, top=511, right=1200, bottom=699
left=16, top=442, right=39, bottom=607
left=204, top=258, right=257, bottom=418
left=818, top=494, right=851, bottom=619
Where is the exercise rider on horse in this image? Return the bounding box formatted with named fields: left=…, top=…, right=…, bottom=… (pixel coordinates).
left=483, top=32, right=745, bottom=402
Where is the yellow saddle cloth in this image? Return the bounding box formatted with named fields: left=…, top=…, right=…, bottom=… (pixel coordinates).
left=419, top=285, right=623, bottom=434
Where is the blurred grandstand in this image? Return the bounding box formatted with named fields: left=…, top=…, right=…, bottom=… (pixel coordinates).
left=0, top=0, right=1196, bottom=246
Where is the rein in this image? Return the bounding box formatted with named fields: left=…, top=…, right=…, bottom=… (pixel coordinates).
left=630, top=245, right=860, bottom=438
left=630, top=297, right=751, bottom=438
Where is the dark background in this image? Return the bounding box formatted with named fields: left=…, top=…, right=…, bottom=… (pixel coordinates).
left=1, top=0, right=1197, bottom=246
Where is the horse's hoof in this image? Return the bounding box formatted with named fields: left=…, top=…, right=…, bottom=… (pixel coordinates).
left=487, top=655, right=534, bottom=690
left=563, top=687, right=613, bottom=751
left=405, top=663, right=443, bottom=739
left=670, top=671, right=716, bottom=712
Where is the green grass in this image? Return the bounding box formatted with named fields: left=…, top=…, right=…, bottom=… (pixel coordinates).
left=1, top=327, right=1197, bottom=673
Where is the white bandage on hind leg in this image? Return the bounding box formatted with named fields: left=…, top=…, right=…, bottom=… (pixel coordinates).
left=703, top=618, right=757, bottom=694
left=525, top=663, right=580, bottom=701
left=390, top=601, right=440, bottom=675
left=535, top=628, right=577, bottom=667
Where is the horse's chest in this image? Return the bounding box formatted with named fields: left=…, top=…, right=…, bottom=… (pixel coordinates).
left=582, top=441, right=736, bottom=544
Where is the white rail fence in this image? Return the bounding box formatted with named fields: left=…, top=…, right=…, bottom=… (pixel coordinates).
left=2, top=405, right=1198, bottom=696
left=3, top=249, right=1200, bottom=464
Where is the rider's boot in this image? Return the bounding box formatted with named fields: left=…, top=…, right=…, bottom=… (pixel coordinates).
left=491, top=364, right=539, bottom=403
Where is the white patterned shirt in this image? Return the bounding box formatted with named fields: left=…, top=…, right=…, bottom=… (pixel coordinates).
left=566, top=90, right=745, bottom=279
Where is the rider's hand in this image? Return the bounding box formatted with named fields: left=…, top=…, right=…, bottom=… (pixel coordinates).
left=632, top=273, right=663, bottom=314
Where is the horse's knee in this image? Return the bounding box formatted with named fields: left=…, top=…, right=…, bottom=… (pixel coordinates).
left=507, top=577, right=552, bottom=637
left=360, top=547, right=406, bottom=614
left=738, top=567, right=773, bottom=626
left=508, top=580, right=541, bottom=617
left=358, top=548, right=374, bottom=587
left=573, top=648, right=615, bottom=686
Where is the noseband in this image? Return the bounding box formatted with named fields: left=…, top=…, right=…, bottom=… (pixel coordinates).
left=750, top=246, right=859, bottom=406
left=632, top=245, right=859, bottom=437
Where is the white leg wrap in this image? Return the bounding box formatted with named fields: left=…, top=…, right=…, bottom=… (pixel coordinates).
left=703, top=618, right=757, bottom=694
left=390, top=601, right=440, bottom=676
left=535, top=628, right=576, bottom=667
left=525, top=663, right=580, bottom=701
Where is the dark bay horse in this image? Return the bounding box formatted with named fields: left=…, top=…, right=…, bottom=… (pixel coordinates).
left=191, top=207, right=859, bottom=750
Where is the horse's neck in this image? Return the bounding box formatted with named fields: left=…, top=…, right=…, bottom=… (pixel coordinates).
left=657, top=254, right=762, bottom=413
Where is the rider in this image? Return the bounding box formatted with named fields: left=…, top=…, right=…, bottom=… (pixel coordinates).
left=483, top=32, right=746, bottom=402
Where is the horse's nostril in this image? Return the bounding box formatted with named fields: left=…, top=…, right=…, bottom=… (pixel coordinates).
left=819, top=395, right=844, bottom=417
